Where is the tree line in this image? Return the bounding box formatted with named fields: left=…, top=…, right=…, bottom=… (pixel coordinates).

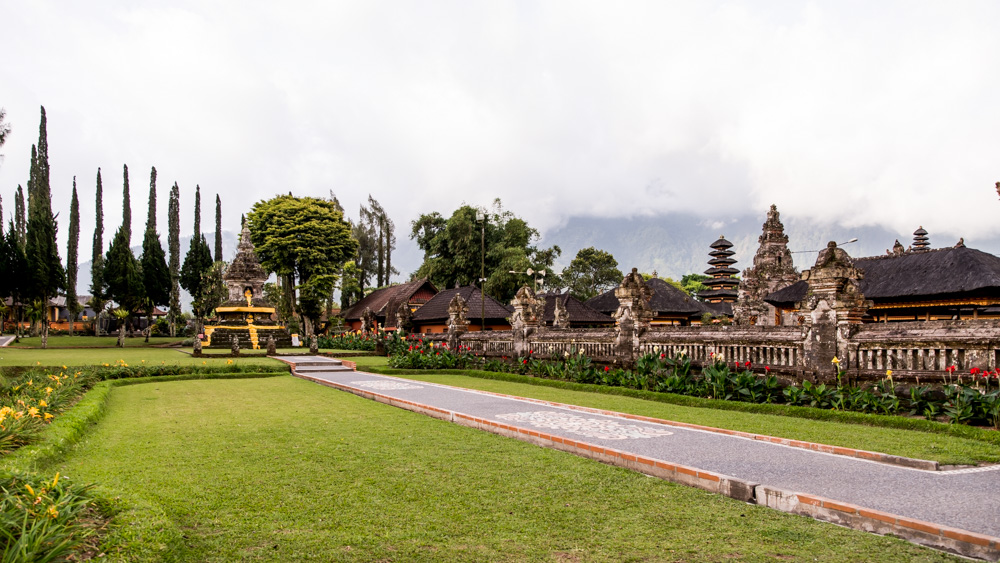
left=0, top=106, right=228, bottom=347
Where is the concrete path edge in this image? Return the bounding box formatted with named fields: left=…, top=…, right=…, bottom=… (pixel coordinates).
left=294, top=369, right=1000, bottom=561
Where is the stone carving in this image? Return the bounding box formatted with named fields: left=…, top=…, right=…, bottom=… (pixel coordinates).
left=796, top=241, right=871, bottom=380
left=361, top=307, right=377, bottom=334
left=193, top=336, right=203, bottom=356
left=510, top=286, right=543, bottom=331
left=231, top=334, right=240, bottom=356
left=552, top=295, right=570, bottom=328
left=266, top=335, right=277, bottom=355
left=446, top=294, right=470, bottom=350
left=395, top=301, right=413, bottom=334
left=310, top=335, right=319, bottom=354
left=613, top=268, right=653, bottom=365
left=734, top=205, right=799, bottom=326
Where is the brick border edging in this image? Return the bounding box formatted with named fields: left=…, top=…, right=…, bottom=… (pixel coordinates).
left=294, top=370, right=1000, bottom=561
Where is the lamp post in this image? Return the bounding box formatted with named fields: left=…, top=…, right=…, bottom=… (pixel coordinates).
left=476, top=210, right=486, bottom=331
left=509, top=268, right=546, bottom=293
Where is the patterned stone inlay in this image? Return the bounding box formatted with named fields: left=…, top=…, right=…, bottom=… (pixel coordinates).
left=352, top=380, right=424, bottom=391
left=495, top=411, right=673, bottom=440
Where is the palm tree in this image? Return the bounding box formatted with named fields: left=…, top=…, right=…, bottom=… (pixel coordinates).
left=112, top=308, right=130, bottom=348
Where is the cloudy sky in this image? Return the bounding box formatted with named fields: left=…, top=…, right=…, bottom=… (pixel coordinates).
left=1, top=1, right=998, bottom=277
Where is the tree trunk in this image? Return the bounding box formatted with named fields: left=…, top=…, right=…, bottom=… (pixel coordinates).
left=117, top=321, right=125, bottom=347
left=68, top=313, right=74, bottom=337
left=41, top=320, right=48, bottom=349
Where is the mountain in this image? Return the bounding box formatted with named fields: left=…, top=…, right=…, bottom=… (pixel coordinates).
left=538, top=213, right=1000, bottom=282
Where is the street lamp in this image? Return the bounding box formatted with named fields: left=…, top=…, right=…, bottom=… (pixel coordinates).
left=509, top=268, right=547, bottom=293
left=476, top=210, right=486, bottom=331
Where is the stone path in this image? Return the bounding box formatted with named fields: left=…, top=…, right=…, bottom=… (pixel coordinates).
left=275, top=356, right=1000, bottom=560
left=0, top=335, right=14, bottom=347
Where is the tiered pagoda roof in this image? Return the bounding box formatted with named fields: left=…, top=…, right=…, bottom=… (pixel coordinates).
left=698, top=236, right=739, bottom=304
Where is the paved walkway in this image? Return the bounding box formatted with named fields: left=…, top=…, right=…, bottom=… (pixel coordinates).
left=0, top=335, right=14, bottom=347
left=276, top=357, right=1000, bottom=559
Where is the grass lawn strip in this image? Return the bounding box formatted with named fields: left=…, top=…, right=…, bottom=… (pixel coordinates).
left=55, top=376, right=959, bottom=562
left=0, top=347, right=284, bottom=367
left=349, top=358, right=1000, bottom=466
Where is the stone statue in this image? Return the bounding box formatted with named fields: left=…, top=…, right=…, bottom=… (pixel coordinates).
left=395, top=302, right=413, bottom=334
left=552, top=295, right=569, bottom=328
left=193, top=336, right=203, bottom=357
left=361, top=307, right=377, bottom=334
left=266, top=335, right=277, bottom=355
left=231, top=334, right=240, bottom=356
left=309, top=335, right=319, bottom=354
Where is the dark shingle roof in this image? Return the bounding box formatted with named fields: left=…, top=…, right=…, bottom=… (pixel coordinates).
left=764, top=246, right=1000, bottom=306
left=411, top=286, right=513, bottom=322
left=342, top=278, right=437, bottom=325
left=586, top=278, right=709, bottom=316
left=537, top=292, right=615, bottom=325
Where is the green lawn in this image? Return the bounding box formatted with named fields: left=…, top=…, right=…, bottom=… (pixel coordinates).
left=0, top=347, right=283, bottom=368
left=5, top=336, right=182, bottom=348
left=350, top=359, right=1000, bottom=465
left=55, top=377, right=957, bottom=562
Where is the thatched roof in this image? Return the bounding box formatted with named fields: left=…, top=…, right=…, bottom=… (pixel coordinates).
left=411, top=286, right=513, bottom=323
left=537, top=292, right=615, bottom=325
left=764, top=246, right=1000, bottom=306
left=586, top=278, right=708, bottom=316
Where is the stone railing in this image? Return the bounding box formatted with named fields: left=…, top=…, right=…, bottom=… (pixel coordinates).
left=527, top=328, right=617, bottom=361
left=640, top=326, right=806, bottom=370
left=843, top=321, right=1000, bottom=381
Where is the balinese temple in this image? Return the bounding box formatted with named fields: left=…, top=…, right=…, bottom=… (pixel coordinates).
left=204, top=226, right=290, bottom=349
left=733, top=205, right=799, bottom=326
left=764, top=226, right=1000, bottom=322
left=698, top=236, right=740, bottom=316
left=587, top=274, right=709, bottom=326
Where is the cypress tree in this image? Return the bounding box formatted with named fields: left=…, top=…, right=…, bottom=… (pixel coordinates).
left=167, top=182, right=181, bottom=336
left=181, top=187, right=213, bottom=333
left=23, top=106, right=64, bottom=348
left=90, top=168, right=106, bottom=335
left=122, top=164, right=131, bottom=246
left=66, top=178, right=81, bottom=336
left=215, top=194, right=222, bottom=261
left=140, top=167, right=170, bottom=334
left=194, top=185, right=201, bottom=239
left=104, top=226, right=141, bottom=336
left=13, top=184, right=25, bottom=249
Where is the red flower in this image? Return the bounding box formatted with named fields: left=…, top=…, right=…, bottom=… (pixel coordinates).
left=765, top=366, right=770, bottom=373
left=971, top=367, right=981, bottom=375
left=529, top=350, right=533, bottom=355
left=744, top=361, right=751, bottom=367
left=660, top=353, right=666, bottom=359
left=604, top=366, right=610, bottom=372
left=522, top=359, right=528, bottom=364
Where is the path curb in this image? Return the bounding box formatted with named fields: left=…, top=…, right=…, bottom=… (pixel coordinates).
left=296, top=369, right=1000, bottom=561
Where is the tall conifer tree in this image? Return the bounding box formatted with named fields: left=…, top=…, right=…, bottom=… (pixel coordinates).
left=23, top=106, right=64, bottom=348
left=215, top=194, right=222, bottom=261
left=181, top=185, right=214, bottom=333
left=90, top=168, right=106, bottom=335
left=122, top=164, right=131, bottom=245
left=140, top=167, right=170, bottom=335
left=13, top=185, right=25, bottom=249
left=167, top=182, right=181, bottom=336
left=66, top=178, right=81, bottom=335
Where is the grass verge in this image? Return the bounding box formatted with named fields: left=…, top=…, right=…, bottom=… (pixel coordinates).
left=0, top=347, right=283, bottom=367
left=55, top=376, right=959, bottom=562
left=354, top=359, right=1000, bottom=465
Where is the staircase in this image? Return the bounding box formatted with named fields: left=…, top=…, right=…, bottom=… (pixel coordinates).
left=290, top=359, right=355, bottom=373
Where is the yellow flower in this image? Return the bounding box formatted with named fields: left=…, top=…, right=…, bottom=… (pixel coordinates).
left=25, top=484, right=35, bottom=497
left=28, top=407, right=40, bottom=418
left=27, top=379, right=33, bottom=386
left=226, top=359, right=234, bottom=365
left=36, top=361, right=40, bottom=365
left=61, top=365, right=67, bottom=370
left=52, top=473, right=59, bottom=487
left=886, top=369, right=893, bottom=378
left=39, top=400, right=47, bottom=407
left=831, top=357, right=840, bottom=365
left=202, top=361, right=206, bottom=365
left=44, top=413, right=53, bottom=421
left=45, top=387, right=53, bottom=394
left=46, top=505, right=58, bottom=519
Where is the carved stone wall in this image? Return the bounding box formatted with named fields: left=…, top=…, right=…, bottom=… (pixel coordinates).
left=734, top=205, right=799, bottom=326
left=446, top=294, right=470, bottom=350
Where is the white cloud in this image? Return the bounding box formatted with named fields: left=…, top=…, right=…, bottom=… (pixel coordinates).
left=1, top=0, right=998, bottom=273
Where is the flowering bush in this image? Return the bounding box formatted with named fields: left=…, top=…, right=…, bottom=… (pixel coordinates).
left=388, top=339, right=478, bottom=370
left=0, top=470, right=100, bottom=561
left=318, top=331, right=376, bottom=351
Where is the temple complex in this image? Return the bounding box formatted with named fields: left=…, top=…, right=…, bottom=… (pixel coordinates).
left=733, top=205, right=799, bottom=326
left=204, top=226, right=290, bottom=349
left=697, top=236, right=739, bottom=315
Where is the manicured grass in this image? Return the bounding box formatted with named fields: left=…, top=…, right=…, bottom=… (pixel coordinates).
left=55, top=377, right=957, bottom=562
left=351, top=359, right=1000, bottom=465
left=0, top=347, right=283, bottom=368
left=5, top=336, right=182, bottom=348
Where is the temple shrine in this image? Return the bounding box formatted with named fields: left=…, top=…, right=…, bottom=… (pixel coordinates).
left=204, top=226, right=290, bottom=349
left=698, top=236, right=740, bottom=315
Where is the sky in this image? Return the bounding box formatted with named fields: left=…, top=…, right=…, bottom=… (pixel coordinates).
left=1, top=1, right=999, bottom=280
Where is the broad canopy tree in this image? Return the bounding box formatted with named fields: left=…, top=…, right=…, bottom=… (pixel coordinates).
left=411, top=199, right=560, bottom=303
left=247, top=195, right=357, bottom=340
left=561, top=247, right=623, bottom=301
